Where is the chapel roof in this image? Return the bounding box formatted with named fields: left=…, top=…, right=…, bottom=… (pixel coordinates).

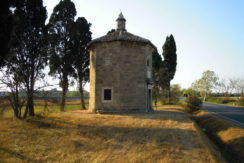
left=88, top=31, right=156, bottom=49
left=87, top=13, right=156, bottom=50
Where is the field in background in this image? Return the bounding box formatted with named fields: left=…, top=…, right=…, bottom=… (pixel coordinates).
left=207, top=97, right=244, bottom=107
left=0, top=100, right=89, bottom=118
left=0, top=105, right=225, bottom=162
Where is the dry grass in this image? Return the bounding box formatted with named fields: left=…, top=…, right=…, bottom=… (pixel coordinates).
left=194, top=110, right=244, bottom=162
left=0, top=106, right=225, bottom=163
left=34, top=100, right=88, bottom=105
left=0, top=100, right=88, bottom=118
left=0, top=100, right=85, bottom=106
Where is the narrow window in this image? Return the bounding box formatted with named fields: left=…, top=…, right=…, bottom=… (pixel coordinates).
left=147, top=59, right=150, bottom=66
left=104, top=89, right=112, bottom=101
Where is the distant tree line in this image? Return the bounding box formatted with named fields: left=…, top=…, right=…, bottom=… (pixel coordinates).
left=0, top=0, right=92, bottom=119
left=184, top=70, right=244, bottom=105
left=152, top=35, right=177, bottom=106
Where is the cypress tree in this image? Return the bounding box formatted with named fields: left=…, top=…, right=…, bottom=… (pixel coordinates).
left=48, top=0, right=77, bottom=111
left=162, top=34, right=177, bottom=103
left=71, top=17, right=92, bottom=109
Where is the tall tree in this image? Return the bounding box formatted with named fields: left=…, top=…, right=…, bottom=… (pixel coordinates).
left=71, top=17, right=92, bottom=109
left=7, top=0, right=47, bottom=117
left=192, top=70, right=219, bottom=101
left=152, top=51, right=163, bottom=72
left=152, top=50, right=170, bottom=106
left=48, top=0, right=77, bottom=111
left=152, top=50, right=162, bottom=107
left=162, top=34, right=177, bottom=103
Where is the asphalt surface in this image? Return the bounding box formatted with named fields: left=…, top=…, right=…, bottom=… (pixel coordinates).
left=202, top=102, right=244, bottom=128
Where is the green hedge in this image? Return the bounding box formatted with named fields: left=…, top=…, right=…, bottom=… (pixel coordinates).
left=185, top=96, right=202, bottom=113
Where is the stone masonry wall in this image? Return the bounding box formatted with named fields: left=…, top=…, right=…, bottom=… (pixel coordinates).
left=89, top=41, right=154, bottom=112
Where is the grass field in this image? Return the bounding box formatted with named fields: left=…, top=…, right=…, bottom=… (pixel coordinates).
left=0, top=104, right=225, bottom=163
left=0, top=100, right=88, bottom=118
left=206, top=97, right=244, bottom=107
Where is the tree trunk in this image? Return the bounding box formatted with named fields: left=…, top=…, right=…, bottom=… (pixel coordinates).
left=28, top=93, right=34, bottom=116
left=60, top=90, right=65, bottom=112
left=9, top=85, right=21, bottom=119
left=79, top=86, right=86, bottom=109
left=28, top=65, right=35, bottom=116
left=18, top=105, right=22, bottom=119
left=13, top=103, right=20, bottom=119
left=154, top=86, right=159, bottom=109
left=167, top=80, right=171, bottom=104
left=26, top=87, right=35, bottom=116
left=154, top=98, right=157, bottom=110
left=60, top=76, right=68, bottom=112
left=78, top=74, right=86, bottom=109
left=23, top=105, right=28, bottom=119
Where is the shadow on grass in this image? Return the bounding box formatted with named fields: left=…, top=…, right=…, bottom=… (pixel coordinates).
left=0, top=111, right=211, bottom=162
left=25, top=109, right=191, bottom=130
left=24, top=112, right=200, bottom=152
left=75, top=124, right=200, bottom=151
left=26, top=115, right=73, bottom=129
left=0, top=147, right=37, bottom=162
left=100, top=110, right=191, bottom=123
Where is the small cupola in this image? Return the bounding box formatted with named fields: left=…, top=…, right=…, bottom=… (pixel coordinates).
left=116, top=12, right=126, bottom=32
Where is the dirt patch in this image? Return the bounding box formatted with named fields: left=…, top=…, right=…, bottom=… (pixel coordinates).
left=194, top=110, right=244, bottom=163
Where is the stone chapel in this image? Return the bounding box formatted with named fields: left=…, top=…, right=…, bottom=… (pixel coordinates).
left=87, top=13, right=156, bottom=113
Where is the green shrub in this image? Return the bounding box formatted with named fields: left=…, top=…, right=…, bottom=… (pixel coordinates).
left=185, top=96, right=202, bottom=113
left=221, top=97, right=236, bottom=104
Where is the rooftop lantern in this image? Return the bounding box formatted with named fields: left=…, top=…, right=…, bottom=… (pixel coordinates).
left=116, top=12, right=126, bottom=32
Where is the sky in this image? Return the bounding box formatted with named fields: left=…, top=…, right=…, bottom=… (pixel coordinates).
left=43, top=0, right=244, bottom=91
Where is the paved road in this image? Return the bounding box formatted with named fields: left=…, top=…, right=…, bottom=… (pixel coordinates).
left=202, top=103, right=244, bottom=128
